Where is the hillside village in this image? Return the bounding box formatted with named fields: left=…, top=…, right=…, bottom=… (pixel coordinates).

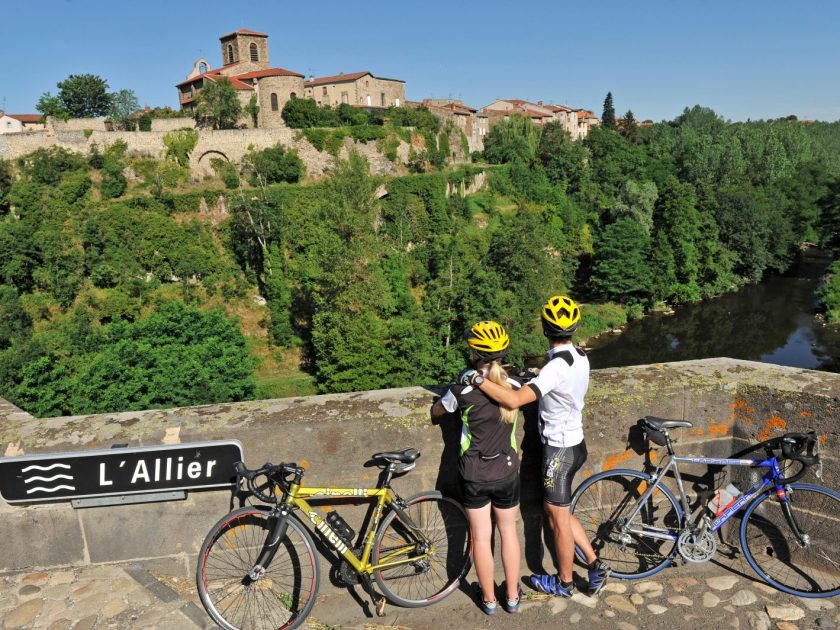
left=1, top=28, right=601, bottom=153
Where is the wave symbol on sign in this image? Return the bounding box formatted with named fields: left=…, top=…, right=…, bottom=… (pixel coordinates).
left=22, top=463, right=76, bottom=494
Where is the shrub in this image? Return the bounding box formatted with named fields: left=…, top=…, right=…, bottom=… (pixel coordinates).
left=244, top=145, right=304, bottom=185
left=349, top=124, right=386, bottom=143
left=138, top=113, right=152, bottom=131
left=303, top=128, right=329, bottom=151
left=21, top=147, right=88, bottom=186
left=281, top=98, right=322, bottom=128
left=210, top=157, right=240, bottom=189
left=163, top=128, right=199, bottom=167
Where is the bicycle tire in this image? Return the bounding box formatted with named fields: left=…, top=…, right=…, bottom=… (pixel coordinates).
left=197, top=506, right=320, bottom=630
left=373, top=491, right=471, bottom=607
left=740, top=483, right=840, bottom=598
left=570, top=469, right=683, bottom=579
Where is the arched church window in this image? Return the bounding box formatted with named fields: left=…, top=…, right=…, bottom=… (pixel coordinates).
left=199, top=61, right=208, bottom=74
left=250, top=43, right=259, bottom=62
left=290, top=92, right=297, bottom=100
left=271, top=93, right=279, bottom=111
left=227, top=44, right=235, bottom=65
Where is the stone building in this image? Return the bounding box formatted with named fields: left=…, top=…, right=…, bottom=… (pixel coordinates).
left=415, top=99, right=488, bottom=152
left=303, top=71, right=404, bottom=109
left=480, top=99, right=599, bottom=139
left=0, top=112, right=44, bottom=134
left=176, top=29, right=305, bottom=128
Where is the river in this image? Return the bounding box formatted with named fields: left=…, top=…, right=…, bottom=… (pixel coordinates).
left=587, top=260, right=840, bottom=373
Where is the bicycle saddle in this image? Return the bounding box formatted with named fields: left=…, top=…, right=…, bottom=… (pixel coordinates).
left=372, top=448, right=420, bottom=466
left=643, top=416, right=693, bottom=430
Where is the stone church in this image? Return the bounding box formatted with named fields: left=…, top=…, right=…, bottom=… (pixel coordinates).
left=177, top=29, right=305, bottom=128
left=176, top=29, right=406, bottom=128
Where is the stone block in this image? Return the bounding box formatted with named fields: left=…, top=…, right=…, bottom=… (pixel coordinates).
left=1, top=506, right=85, bottom=571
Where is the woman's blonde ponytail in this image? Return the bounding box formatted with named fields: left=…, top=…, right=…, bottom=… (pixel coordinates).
left=486, top=361, right=518, bottom=424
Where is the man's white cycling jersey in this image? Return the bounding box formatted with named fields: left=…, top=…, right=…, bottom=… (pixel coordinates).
left=526, top=344, right=589, bottom=448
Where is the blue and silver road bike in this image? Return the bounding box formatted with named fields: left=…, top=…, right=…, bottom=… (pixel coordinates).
left=570, top=416, right=839, bottom=597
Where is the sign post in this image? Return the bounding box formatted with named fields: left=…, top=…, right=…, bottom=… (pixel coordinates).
left=0, top=440, right=244, bottom=507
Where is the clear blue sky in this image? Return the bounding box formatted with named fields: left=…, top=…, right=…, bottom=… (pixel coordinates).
left=2, top=0, right=838, bottom=122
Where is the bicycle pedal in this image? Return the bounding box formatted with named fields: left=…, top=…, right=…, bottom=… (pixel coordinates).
left=375, top=597, right=387, bottom=617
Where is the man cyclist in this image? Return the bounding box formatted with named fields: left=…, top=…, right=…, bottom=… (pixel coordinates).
left=466, top=296, right=611, bottom=597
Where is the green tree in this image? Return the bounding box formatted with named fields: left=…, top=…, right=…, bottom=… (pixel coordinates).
left=108, top=88, right=140, bottom=130
left=56, top=74, right=113, bottom=118
left=162, top=128, right=199, bottom=167
left=619, top=109, right=638, bottom=143
left=70, top=301, right=255, bottom=414
left=654, top=177, right=702, bottom=301
left=536, top=122, right=589, bottom=192
left=601, top=92, right=617, bottom=130
left=0, top=286, right=31, bottom=349
left=590, top=218, right=653, bottom=304
left=243, top=144, right=304, bottom=186
left=35, top=92, right=69, bottom=121
left=194, top=78, right=242, bottom=129
left=281, top=98, right=322, bottom=128
left=0, top=160, right=11, bottom=215
left=245, top=94, right=260, bottom=128
left=483, top=114, right=540, bottom=164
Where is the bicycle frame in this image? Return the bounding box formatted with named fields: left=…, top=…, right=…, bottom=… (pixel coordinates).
left=622, top=452, right=789, bottom=542
left=277, top=482, right=431, bottom=576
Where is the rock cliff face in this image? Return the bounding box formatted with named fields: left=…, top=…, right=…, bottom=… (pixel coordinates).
left=1, top=358, right=837, bottom=574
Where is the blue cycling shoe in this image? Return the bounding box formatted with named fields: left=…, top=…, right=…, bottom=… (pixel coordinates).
left=587, top=560, right=612, bottom=596
left=529, top=573, right=575, bottom=597
left=478, top=598, right=498, bottom=615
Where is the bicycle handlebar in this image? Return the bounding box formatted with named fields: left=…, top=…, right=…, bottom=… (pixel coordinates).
left=234, top=461, right=303, bottom=503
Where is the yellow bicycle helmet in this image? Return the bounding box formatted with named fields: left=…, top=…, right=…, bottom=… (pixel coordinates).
left=541, top=295, right=581, bottom=338
left=464, top=320, right=510, bottom=362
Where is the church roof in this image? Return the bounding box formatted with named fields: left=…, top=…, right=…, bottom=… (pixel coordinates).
left=219, top=29, right=268, bottom=40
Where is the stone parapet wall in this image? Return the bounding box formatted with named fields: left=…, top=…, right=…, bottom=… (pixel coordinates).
left=0, top=126, right=408, bottom=179
left=0, top=358, right=837, bottom=575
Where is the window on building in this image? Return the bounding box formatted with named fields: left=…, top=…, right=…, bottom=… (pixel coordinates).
left=322, top=87, right=328, bottom=96
left=341, top=91, right=349, bottom=104
left=227, top=44, right=235, bottom=65
left=199, top=61, right=208, bottom=74
left=366, top=94, right=371, bottom=106
left=250, top=43, right=259, bottom=62
left=271, top=93, right=279, bottom=111
left=380, top=92, right=386, bottom=107
left=395, top=98, right=400, bottom=107
left=290, top=92, right=297, bottom=100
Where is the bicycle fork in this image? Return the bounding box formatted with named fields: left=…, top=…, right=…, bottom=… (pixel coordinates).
left=248, top=506, right=291, bottom=582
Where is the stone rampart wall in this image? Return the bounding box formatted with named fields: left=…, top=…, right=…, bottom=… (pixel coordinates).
left=0, top=126, right=408, bottom=179
left=1, top=358, right=836, bottom=577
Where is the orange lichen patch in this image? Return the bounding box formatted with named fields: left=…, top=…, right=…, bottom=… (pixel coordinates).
left=649, top=450, right=661, bottom=462
left=820, top=434, right=827, bottom=445
left=707, top=423, right=730, bottom=437
left=299, top=459, right=310, bottom=470
left=799, top=411, right=812, bottom=417
left=689, top=427, right=705, bottom=436
left=730, top=398, right=751, bottom=411
left=583, top=470, right=592, bottom=478
left=757, top=416, right=787, bottom=442
left=603, top=450, right=633, bottom=471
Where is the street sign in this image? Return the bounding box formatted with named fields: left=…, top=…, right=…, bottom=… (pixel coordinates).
left=0, top=440, right=244, bottom=504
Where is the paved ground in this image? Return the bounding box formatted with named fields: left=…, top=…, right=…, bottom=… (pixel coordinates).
left=2, top=547, right=838, bottom=630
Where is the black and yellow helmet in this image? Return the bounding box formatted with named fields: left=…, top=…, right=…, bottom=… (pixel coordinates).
left=541, top=295, right=581, bottom=338
left=464, top=320, right=510, bottom=362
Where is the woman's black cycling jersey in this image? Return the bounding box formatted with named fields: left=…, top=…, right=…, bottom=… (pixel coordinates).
left=439, top=376, right=523, bottom=483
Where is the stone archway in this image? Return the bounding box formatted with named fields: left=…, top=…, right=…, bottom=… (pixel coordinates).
left=195, top=150, right=231, bottom=178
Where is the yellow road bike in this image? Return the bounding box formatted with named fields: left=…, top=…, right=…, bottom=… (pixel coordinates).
left=196, top=448, right=472, bottom=630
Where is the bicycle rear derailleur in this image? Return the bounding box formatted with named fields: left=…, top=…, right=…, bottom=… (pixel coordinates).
left=677, top=529, right=717, bottom=563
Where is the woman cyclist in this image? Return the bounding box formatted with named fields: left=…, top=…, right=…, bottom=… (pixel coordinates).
left=431, top=321, right=523, bottom=614
left=468, top=297, right=610, bottom=598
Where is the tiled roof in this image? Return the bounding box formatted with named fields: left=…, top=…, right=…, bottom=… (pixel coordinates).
left=545, top=104, right=573, bottom=112
left=177, top=69, right=255, bottom=91
left=305, top=71, right=372, bottom=87
left=304, top=71, right=404, bottom=87
left=219, top=29, right=268, bottom=39
left=8, top=114, right=42, bottom=123
left=234, top=67, right=305, bottom=80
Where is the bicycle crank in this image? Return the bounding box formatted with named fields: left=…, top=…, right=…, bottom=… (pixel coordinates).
left=677, top=530, right=717, bottom=563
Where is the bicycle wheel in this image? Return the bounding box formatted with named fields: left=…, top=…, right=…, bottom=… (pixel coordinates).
left=197, top=506, right=320, bottom=630
left=373, top=491, right=471, bottom=607
left=570, top=469, right=683, bottom=579
left=740, top=483, right=840, bottom=597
